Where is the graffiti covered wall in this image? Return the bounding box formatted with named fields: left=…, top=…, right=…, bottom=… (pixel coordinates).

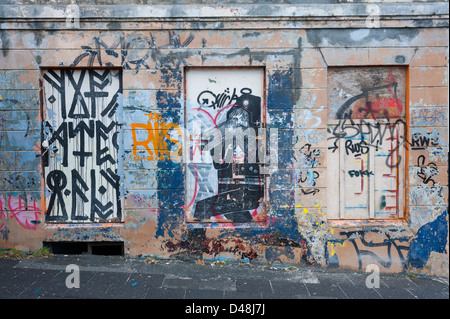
left=0, top=1, right=448, bottom=277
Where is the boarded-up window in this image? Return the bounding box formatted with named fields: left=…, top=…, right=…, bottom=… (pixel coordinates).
left=327, top=67, right=406, bottom=220
left=185, top=68, right=267, bottom=223
left=42, top=69, right=122, bottom=223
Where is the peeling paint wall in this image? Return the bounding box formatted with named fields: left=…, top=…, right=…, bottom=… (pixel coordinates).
left=0, top=0, right=448, bottom=278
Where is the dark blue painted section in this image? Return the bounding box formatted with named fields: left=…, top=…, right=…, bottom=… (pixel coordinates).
left=266, top=69, right=296, bottom=213
left=219, top=70, right=306, bottom=258
left=156, top=90, right=182, bottom=109
left=155, top=167, right=184, bottom=240
left=174, top=71, right=300, bottom=251
left=408, top=210, right=448, bottom=268
left=155, top=88, right=184, bottom=238
left=154, top=55, right=186, bottom=239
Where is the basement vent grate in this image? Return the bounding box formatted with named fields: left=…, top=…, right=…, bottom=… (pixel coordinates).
left=44, top=242, right=124, bottom=256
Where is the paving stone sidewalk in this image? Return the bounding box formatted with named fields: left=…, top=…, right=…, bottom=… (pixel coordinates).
left=0, top=255, right=448, bottom=300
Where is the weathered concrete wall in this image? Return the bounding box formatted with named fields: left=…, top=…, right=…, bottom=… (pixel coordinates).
left=0, top=1, right=448, bottom=277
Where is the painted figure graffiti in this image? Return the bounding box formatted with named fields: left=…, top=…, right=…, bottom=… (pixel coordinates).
left=193, top=89, right=264, bottom=222
left=185, top=68, right=267, bottom=223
